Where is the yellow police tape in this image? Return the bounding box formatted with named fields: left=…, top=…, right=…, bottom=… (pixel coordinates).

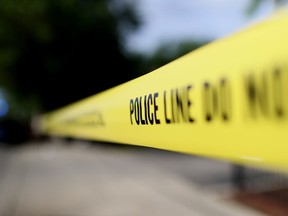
left=38, top=6, right=288, bottom=172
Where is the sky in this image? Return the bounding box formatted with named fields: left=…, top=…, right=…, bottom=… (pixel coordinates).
left=125, top=0, right=277, bottom=54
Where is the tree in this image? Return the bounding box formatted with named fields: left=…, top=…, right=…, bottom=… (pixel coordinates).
left=0, top=0, right=141, bottom=117
left=131, top=40, right=208, bottom=77
left=245, top=0, right=288, bottom=16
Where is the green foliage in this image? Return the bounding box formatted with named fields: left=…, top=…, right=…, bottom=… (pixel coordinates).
left=0, top=0, right=141, bottom=120
left=245, top=0, right=288, bottom=16
left=132, top=40, right=209, bottom=77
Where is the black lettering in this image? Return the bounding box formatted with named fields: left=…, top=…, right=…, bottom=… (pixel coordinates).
left=203, top=82, right=213, bottom=121
left=144, top=95, right=148, bottom=124
left=139, top=96, right=146, bottom=125
left=164, top=91, right=171, bottom=124
left=134, top=97, right=140, bottom=125
left=154, top=93, right=161, bottom=124
left=245, top=73, right=268, bottom=118
left=148, top=94, right=154, bottom=124
left=186, top=85, right=195, bottom=122
left=171, top=89, right=175, bottom=123
left=130, top=99, right=134, bottom=124
left=273, top=68, right=284, bottom=117
left=220, top=79, right=231, bottom=121
left=203, top=79, right=231, bottom=122
left=175, top=89, right=184, bottom=123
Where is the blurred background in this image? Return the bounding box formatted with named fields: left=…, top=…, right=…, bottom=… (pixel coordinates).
left=0, top=0, right=288, bottom=215
left=0, top=0, right=282, bottom=144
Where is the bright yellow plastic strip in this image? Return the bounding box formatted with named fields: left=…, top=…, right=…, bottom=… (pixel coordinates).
left=38, top=7, right=288, bottom=172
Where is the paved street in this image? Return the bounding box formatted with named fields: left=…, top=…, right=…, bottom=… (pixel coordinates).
left=0, top=139, right=266, bottom=216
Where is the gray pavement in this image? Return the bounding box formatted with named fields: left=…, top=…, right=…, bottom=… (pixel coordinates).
left=0, top=139, right=267, bottom=216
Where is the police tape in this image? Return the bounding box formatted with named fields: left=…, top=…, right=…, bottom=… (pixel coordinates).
left=38, top=6, right=288, bottom=171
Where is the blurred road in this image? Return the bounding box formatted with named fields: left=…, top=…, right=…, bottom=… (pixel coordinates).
left=0, top=139, right=266, bottom=216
